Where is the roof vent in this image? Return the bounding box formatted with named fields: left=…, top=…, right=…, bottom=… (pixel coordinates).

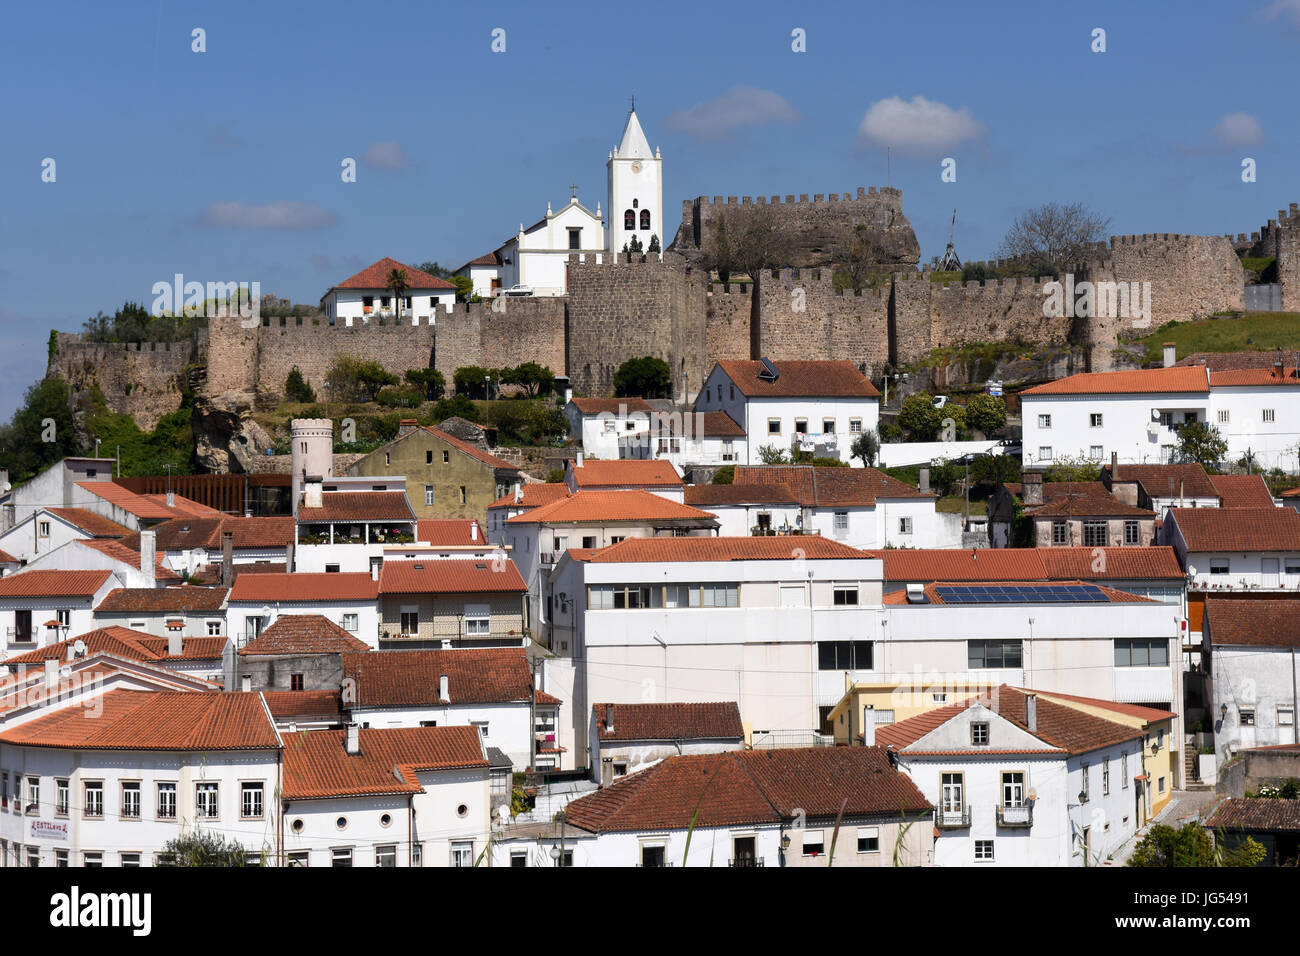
left=905, top=583, right=928, bottom=604
left=758, top=357, right=779, bottom=382
left=413, top=564, right=424, bottom=571
left=476, top=563, right=487, bottom=570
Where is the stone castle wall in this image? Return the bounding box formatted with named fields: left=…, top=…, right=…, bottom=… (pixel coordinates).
left=51, top=333, right=200, bottom=430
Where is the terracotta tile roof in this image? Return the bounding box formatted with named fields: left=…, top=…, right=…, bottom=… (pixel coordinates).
left=1037, top=546, right=1185, bottom=580
left=415, top=519, right=487, bottom=546
left=716, top=360, right=881, bottom=398
left=1025, top=689, right=1177, bottom=724
left=1205, top=797, right=1300, bottom=832
left=342, top=647, right=538, bottom=707
left=281, top=726, right=487, bottom=799
left=696, top=411, right=747, bottom=437
left=297, top=491, right=415, bottom=523
left=1209, top=474, right=1276, bottom=508
left=456, top=250, right=503, bottom=271
left=683, top=483, right=800, bottom=506
left=96, top=586, right=228, bottom=613
left=733, top=465, right=932, bottom=506
left=569, top=397, right=653, bottom=415
left=188, top=562, right=287, bottom=585
left=884, top=549, right=1046, bottom=581
left=45, top=508, right=133, bottom=537
left=263, top=690, right=342, bottom=721
left=594, top=702, right=743, bottom=741
left=732, top=747, right=931, bottom=817
left=1026, top=483, right=1155, bottom=518
left=139, top=494, right=222, bottom=516
left=879, top=685, right=1141, bottom=756
left=1168, top=507, right=1300, bottom=551
left=1279, top=486, right=1300, bottom=499
left=121, top=516, right=294, bottom=551
left=535, top=690, right=562, bottom=705
left=1108, top=463, right=1220, bottom=500
left=238, top=614, right=371, bottom=655
left=582, top=535, right=871, bottom=563
left=378, top=558, right=526, bottom=594
left=425, top=427, right=519, bottom=471
left=77, top=540, right=181, bottom=580
left=898, top=580, right=1154, bottom=605
left=332, top=257, right=455, bottom=291
left=505, top=490, right=717, bottom=525
left=1204, top=598, right=1300, bottom=648
left=1208, top=367, right=1300, bottom=387
left=2, top=627, right=227, bottom=665
left=74, top=481, right=176, bottom=519
left=227, top=572, right=379, bottom=603
left=1175, top=349, right=1300, bottom=371
left=487, top=483, right=570, bottom=511
left=0, top=690, right=280, bottom=751
left=1020, top=365, right=1209, bottom=395
left=570, top=459, right=683, bottom=488
left=0, top=569, right=113, bottom=598
left=0, top=549, right=16, bottom=563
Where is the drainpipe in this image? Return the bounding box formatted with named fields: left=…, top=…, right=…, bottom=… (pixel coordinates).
left=1293, top=647, right=1298, bottom=745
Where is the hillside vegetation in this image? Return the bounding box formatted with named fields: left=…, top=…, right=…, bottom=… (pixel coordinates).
left=1133, top=312, right=1300, bottom=365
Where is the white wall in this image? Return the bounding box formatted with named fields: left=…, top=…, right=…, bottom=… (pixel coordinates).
left=350, top=702, right=536, bottom=770
left=324, top=289, right=454, bottom=327
left=1210, top=387, right=1299, bottom=472
left=1210, top=645, right=1300, bottom=755
left=0, top=511, right=91, bottom=565
left=1021, top=393, right=1209, bottom=467
left=225, top=602, right=379, bottom=649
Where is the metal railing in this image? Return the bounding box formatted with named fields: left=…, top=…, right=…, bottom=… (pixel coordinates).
left=751, top=731, right=835, bottom=750
left=728, top=858, right=765, bottom=867
left=935, top=806, right=971, bottom=829
left=995, top=803, right=1032, bottom=828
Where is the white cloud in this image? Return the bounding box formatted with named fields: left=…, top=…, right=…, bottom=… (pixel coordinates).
left=362, top=141, right=407, bottom=169
left=200, top=201, right=336, bottom=231
left=1212, top=112, right=1264, bottom=149
left=857, top=96, right=984, bottom=152
left=664, top=86, right=801, bottom=138
left=1263, top=0, right=1300, bottom=26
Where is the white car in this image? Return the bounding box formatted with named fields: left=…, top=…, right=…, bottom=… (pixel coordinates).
left=501, top=284, right=534, bottom=297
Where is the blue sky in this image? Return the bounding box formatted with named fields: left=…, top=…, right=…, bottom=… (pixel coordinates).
left=3, top=0, right=1300, bottom=422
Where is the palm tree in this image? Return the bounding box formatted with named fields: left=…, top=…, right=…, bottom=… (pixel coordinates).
left=386, top=268, right=409, bottom=322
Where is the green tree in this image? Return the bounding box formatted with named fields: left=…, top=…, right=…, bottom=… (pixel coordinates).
left=1127, top=823, right=1266, bottom=868
left=879, top=421, right=904, bottom=443
left=613, top=357, right=672, bottom=399
left=1043, top=455, right=1101, bottom=483
left=711, top=465, right=735, bottom=484
left=0, top=377, right=82, bottom=485
left=708, top=214, right=733, bottom=284
left=453, top=366, right=496, bottom=399
left=155, top=829, right=254, bottom=867
left=414, top=261, right=454, bottom=279
left=432, top=393, right=481, bottom=423
left=285, top=366, right=316, bottom=403
left=404, top=368, right=446, bottom=400
left=899, top=393, right=943, bottom=441
left=450, top=274, right=474, bottom=303
left=850, top=430, right=881, bottom=467
left=941, top=403, right=968, bottom=440
left=506, top=362, right=555, bottom=397
left=647, top=233, right=661, bottom=255
left=968, top=453, right=1021, bottom=489
left=327, top=354, right=399, bottom=402
left=965, top=394, right=1007, bottom=435
left=1177, top=421, right=1228, bottom=470
left=386, top=268, right=409, bottom=322
left=622, top=234, right=645, bottom=263
left=757, top=444, right=791, bottom=465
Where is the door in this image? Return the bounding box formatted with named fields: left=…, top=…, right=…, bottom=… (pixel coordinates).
left=14, top=609, right=32, bottom=643
left=732, top=836, right=757, bottom=867
left=1262, top=557, right=1280, bottom=589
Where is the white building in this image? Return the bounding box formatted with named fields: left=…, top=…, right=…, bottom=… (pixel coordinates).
left=695, top=359, right=881, bottom=466
left=319, top=258, right=456, bottom=326
left=1202, top=598, right=1300, bottom=756
left=0, top=507, right=132, bottom=565
left=452, top=251, right=504, bottom=299
left=494, top=196, right=607, bottom=297
left=295, top=487, right=418, bottom=575
left=1161, top=507, right=1300, bottom=593
left=0, top=570, right=119, bottom=656
left=564, top=398, right=653, bottom=461
left=0, top=458, right=117, bottom=532
left=1, top=626, right=228, bottom=687
left=93, top=587, right=230, bottom=639
left=225, top=572, right=379, bottom=649
left=606, top=108, right=663, bottom=260
left=590, top=701, right=744, bottom=783
left=377, top=557, right=529, bottom=649
left=878, top=686, right=1144, bottom=867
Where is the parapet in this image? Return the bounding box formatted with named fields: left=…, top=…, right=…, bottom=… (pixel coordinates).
left=692, top=187, right=900, bottom=208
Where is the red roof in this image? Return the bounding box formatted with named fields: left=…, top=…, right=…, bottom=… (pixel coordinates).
left=332, top=257, right=455, bottom=291
left=45, top=508, right=133, bottom=537
left=1205, top=798, right=1300, bottom=832
left=139, top=494, right=221, bottom=516
left=715, top=360, right=881, bottom=398
left=281, top=726, right=487, bottom=799
left=580, top=535, right=871, bottom=563
left=1036, top=547, right=1185, bottom=581
left=683, top=484, right=800, bottom=506
left=425, top=427, right=519, bottom=471
left=1168, top=507, right=1300, bottom=551
left=263, top=690, right=342, bottom=722
left=569, top=397, right=653, bottom=415
left=695, top=410, right=747, bottom=438
left=342, top=647, right=538, bottom=707
left=74, top=481, right=176, bottom=519
left=1026, top=689, right=1177, bottom=724
left=1209, top=474, right=1276, bottom=509
left=1208, top=367, right=1300, bottom=387
left=570, top=459, right=683, bottom=488
left=96, top=586, right=229, bottom=613
left=0, top=690, right=280, bottom=751
left=2, top=627, right=228, bottom=665
left=505, top=490, right=717, bottom=525
left=732, top=465, right=932, bottom=506
left=0, top=550, right=16, bottom=563
left=1026, top=483, right=1154, bottom=518
left=79, top=539, right=182, bottom=580
left=416, top=519, right=487, bottom=546
left=238, top=614, right=371, bottom=655
left=297, top=491, right=415, bottom=523
left=1108, top=463, right=1220, bottom=500
left=1021, top=365, right=1209, bottom=395
left=122, top=516, right=294, bottom=551
left=1204, top=598, right=1300, bottom=648
left=0, top=569, right=113, bottom=598
left=594, top=702, right=744, bottom=741
left=378, top=558, right=526, bottom=594
left=228, top=572, right=379, bottom=603
left=487, top=483, right=570, bottom=511
left=732, top=747, right=931, bottom=817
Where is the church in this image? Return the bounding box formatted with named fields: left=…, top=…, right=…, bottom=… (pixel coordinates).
left=455, top=108, right=663, bottom=297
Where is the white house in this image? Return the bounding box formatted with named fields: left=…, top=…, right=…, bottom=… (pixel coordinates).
left=493, top=195, right=608, bottom=296
left=93, top=587, right=230, bottom=638
left=1206, top=366, right=1300, bottom=472
left=1, top=626, right=228, bottom=686
left=319, top=258, right=456, bottom=326
left=1161, top=507, right=1300, bottom=593
left=590, top=701, right=744, bottom=784
left=695, top=359, right=881, bottom=466
left=20, top=534, right=179, bottom=589
left=564, top=398, right=653, bottom=461
left=485, top=483, right=570, bottom=546
left=878, top=686, right=1144, bottom=867
left=0, top=507, right=131, bottom=565
left=225, top=572, right=379, bottom=649
left=295, top=488, right=418, bottom=575
left=120, top=516, right=293, bottom=578
left=452, top=250, right=504, bottom=299
left=0, top=569, right=119, bottom=657
left=0, top=457, right=117, bottom=532
left=565, top=457, right=684, bottom=502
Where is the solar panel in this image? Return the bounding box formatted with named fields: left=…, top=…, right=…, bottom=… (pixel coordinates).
left=934, top=583, right=1109, bottom=604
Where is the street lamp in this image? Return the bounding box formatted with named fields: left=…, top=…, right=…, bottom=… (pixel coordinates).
left=485, top=375, right=491, bottom=425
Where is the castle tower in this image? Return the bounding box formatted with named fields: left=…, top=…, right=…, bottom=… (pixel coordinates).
left=290, top=419, right=333, bottom=517
left=606, top=108, right=663, bottom=258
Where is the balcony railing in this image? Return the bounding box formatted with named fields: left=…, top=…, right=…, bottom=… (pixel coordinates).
left=728, top=858, right=764, bottom=867
left=996, top=803, right=1033, bottom=828
left=935, top=806, right=971, bottom=829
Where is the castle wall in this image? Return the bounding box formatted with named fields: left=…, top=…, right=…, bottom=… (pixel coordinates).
left=51, top=333, right=199, bottom=430
left=1272, top=204, right=1300, bottom=310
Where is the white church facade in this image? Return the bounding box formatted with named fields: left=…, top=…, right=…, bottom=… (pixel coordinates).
left=455, top=109, right=663, bottom=298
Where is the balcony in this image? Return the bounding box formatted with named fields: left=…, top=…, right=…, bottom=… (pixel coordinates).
left=996, top=803, right=1033, bottom=828
left=935, top=806, right=971, bottom=829
left=728, top=858, right=765, bottom=867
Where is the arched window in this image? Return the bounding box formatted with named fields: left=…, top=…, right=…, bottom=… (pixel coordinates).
left=640, top=209, right=651, bottom=230
left=624, top=209, right=635, bottom=230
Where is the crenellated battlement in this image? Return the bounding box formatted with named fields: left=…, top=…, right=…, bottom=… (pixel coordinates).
left=691, top=186, right=901, bottom=207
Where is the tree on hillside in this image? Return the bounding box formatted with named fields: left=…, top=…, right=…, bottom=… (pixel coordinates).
left=0, top=377, right=82, bottom=485
left=386, top=268, right=409, bottom=322
left=404, top=368, right=446, bottom=400
left=285, top=366, right=316, bottom=403
left=1127, top=823, right=1265, bottom=868
left=965, top=394, right=1008, bottom=436
left=613, top=357, right=671, bottom=399
left=453, top=366, right=496, bottom=399
left=1177, top=421, right=1228, bottom=470
left=450, top=275, right=474, bottom=303
left=898, top=393, right=943, bottom=441
left=504, top=362, right=555, bottom=397
left=327, top=354, right=399, bottom=402
left=997, top=201, right=1111, bottom=270
left=850, top=430, right=880, bottom=467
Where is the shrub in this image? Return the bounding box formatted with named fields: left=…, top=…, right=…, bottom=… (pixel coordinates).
left=613, top=357, right=672, bottom=399
left=711, top=465, right=735, bottom=484
left=285, top=366, right=316, bottom=403
left=375, top=385, right=423, bottom=408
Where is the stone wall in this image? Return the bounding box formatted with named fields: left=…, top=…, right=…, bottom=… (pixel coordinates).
left=51, top=333, right=199, bottom=430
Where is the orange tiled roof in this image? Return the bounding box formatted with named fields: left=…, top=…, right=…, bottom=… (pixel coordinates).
left=594, top=702, right=743, bottom=741
left=1208, top=474, right=1276, bottom=508
left=1205, top=797, right=1300, bottom=832
left=45, top=508, right=133, bottom=537
left=238, top=614, right=371, bottom=655
left=1025, top=689, right=1177, bottom=724
left=1208, top=367, right=1300, bottom=387
left=715, top=360, right=881, bottom=398
left=570, top=459, right=683, bottom=488
left=569, top=397, right=653, bottom=415
left=1021, top=365, right=1209, bottom=395
left=1108, top=462, right=1220, bottom=501
left=263, top=690, right=342, bottom=722
left=733, top=465, right=932, bottom=506
left=0, top=690, right=280, bottom=751
left=121, top=516, right=294, bottom=551
left=1204, top=598, right=1300, bottom=648
left=1026, top=483, right=1155, bottom=518
left=487, top=483, right=571, bottom=510
left=333, top=257, right=455, bottom=291
left=504, top=490, right=717, bottom=525
left=227, top=572, right=379, bottom=603
left=1168, top=507, right=1300, bottom=551
left=683, top=483, right=800, bottom=506
left=1036, top=546, right=1185, bottom=580
left=78, top=539, right=182, bottom=580
left=74, top=481, right=177, bottom=519
left=0, top=569, right=113, bottom=597
left=297, top=491, right=415, bottom=523
left=2, top=627, right=227, bottom=665
left=581, top=535, right=871, bottom=563
left=0, top=549, right=16, bottom=563
left=342, top=647, right=537, bottom=707
left=425, top=427, right=519, bottom=471
left=139, top=494, right=221, bottom=516
left=96, top=586, right=229, bottom=613
left=281, top=726, right=487, bottom=799
left=415, top=519, right=487, bottom=546
left=378, top=558, right=526, bottom=594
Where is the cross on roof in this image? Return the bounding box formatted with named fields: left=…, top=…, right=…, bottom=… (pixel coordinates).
left=570, top=183, right=578, bottom=198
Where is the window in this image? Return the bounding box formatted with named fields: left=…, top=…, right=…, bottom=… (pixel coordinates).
left=196, top=782, right=219, bottom=819
left=801, top=830, right=825, bottom=857
left=768, top=418, right=781, bottom=435
left=27, top=846, right=40, bottom=867
left=582, top=535, right=596, bottom=549
left=974, top=840, right=994, bottom=861
left=1038, top=446, right=1052, bottom=461
left=325, top=564, right=340, bottom=574
left=55, top=779, right=68, bottom=816
left=245, top=615, right=265, bottom=640
left=1089, top=445, right=1104, bottom=460
left=640, top=209, right=651, bottom=230
left=375, top=845, right=397, bottom=868
left=624, top=209, right=635, bottom=230
left=290, top=674, right=304, bottom=691
left=568, top=228, right=582, bottom=250
left=121, top=853, right=141, bottom=868
left=612, top=762, right=629, bottom=778
left=22, top=776, right=39, bottom=815
left=971, top=722, right=990, bottom=746
left=1240, top=708, right=1255, bottom=726
left=1052, top=520, right=1067, bottom=545
left=823, top=418, right=835, bottom=434
left=833, top=511, right=849, bottom=533
left=1124, top=520, right=1140, bottom=545
left=1210, top=560, right=1229, bottom=575
left=898, top=516, right=913, bottom=535
left=426, top=450, right=434, bottom=465
left=1001, top=772, right=1024, bottom=807
left=941, top=773, right=964, bottom=812
left=465, top=605, right=490, bottom=635
left=1114, top=638, right=1169, bottom=667
left=332, top=848, right=353, bottom=868
left=121, top=782, right=140, bottom=819
left=1279, top=707, right=1295, bottom=727
left=1263, top=408, right=1276, bottom=423
left=206, top=620, right=223, bottom=636
left=1090, top=413, right=1104, bottom=428
left=1122, top=752, right=1129, bottom=789
left=1218, top=409, right=1230, bottom=424
left=287, top=851, right=309, bottom=867
left=1103, top=760, right=1110, bottom=796
left=459, top=486, right=467, bottom=504
left=832, top=584, right=859, bottom=606
left=38, top=520, right=51, bottom=538
left=849, top=418, right=862, bottom=434
left=241, top=783, right=264, bottom=819
left=425, top=485, right=435, bottom=506
left=857, top=827, right=880, bottom=853
left=1083, top=520, right=1108, bottom=547
left=1081, top=763, right=1091, bottom=802
left=1038, top=414, right=1052, bottom=429
left=1161, top=444, right=1176, bottom=463
left=510, top=850, right=528, bottom=868
left=794, top=418, right=808, bottom=434
left=400, top=610, right=419, bottom=636
left=968, top=640, right=1023, bottom=669
left=1157, top=775, right=1166, bottom=794
left=84, top=782, right=103, bottom=818
left=55, top=850, right=69, bottom=867
left=451, top=841, right=474, bottom=867
left=817, top=641, right=873, bottom=671
left=342, top=613, right=358, bottom=632
left=83, top=852, right=103, bottom=867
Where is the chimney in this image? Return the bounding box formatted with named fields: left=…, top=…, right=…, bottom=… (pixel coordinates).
left=285, top=538, right=295, bottom=574
left=605, top=704, right=615, bottom=735
left=67, top=642, right=77, bottom=661
left=44, top=658, right=58, bottom=690
left=370, top=560, right=380, bottom=582
left=304, top=476, right=323, bottom=510
left=1025, top=693, right=1038, bottom=733
left=1110, top=451, right=1118, bottom=476
left=1162, top=342, right=1176, bottom=368
left=918, top=468, right=930, bottom=493
left=241, top=675, right=251, bottom=692
left=167, top=630, right=183, bottom=657
left=344, top=722, right=361, bottom=755
left=513, top=482, right=523, bottom=504
left=139, top=530, right=157, bottom=588
left=1022, top=472, right=1043, bottom=507
left=398, top=418, right=418, bottom=438
left=862, top=705, right=876, bottom=746
left=221, top=531, right=234, bottom=588
left=576, top=452, right=584, bottom=468
left=471, top=522, right=478, bottom=541
left=439, top=674, right=450, bottom=702
left=601, top=756, right=613, bottom=787
left=166, top=490, right=176, bottom=508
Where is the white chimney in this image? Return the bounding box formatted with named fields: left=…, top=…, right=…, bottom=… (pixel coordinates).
left=241, top=675, right=251, bottom=692
left=370, top=560, right=380, bottom=582
left=344, top=722, right=361, bottom=755
left=44, top=658, right=58, bottom=689
left=1162, top=342, right=1176, bottom=368
left=439, top=674, right=450, bottom=702
left=1025, top=693, right=1038, bottom=733
left=167, top=630, right=183, bottom=657
left=304, top=477, right=323, bottom=510
left=166, top=490, right=176, bottom=508
left=918, top=468, right=930, bottom=493
left=513, top=482, right=523, bottom=504
left=139, top=530, right=157, bottom=588
left=605, top=704, right=615, bottom=734
left=576, top=452, right=584, bottom=468
left=862, top=705, right=875, bottom=746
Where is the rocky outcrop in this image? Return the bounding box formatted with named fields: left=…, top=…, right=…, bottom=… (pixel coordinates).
left=192, top=391, right=274, bottom=473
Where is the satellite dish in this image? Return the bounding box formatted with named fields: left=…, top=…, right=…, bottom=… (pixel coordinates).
left=1150, top=408, right=1161, bottom=422
left=60, top=665, right=72, bottom=679
left=72, top=640, right=88, bottom=659
left=495, top=804, right=511, bottom=821
left=1187, top=565, right=1197, bottom=577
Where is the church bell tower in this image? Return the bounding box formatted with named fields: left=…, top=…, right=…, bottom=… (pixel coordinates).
left=606, top=105, right=663, bottom=258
